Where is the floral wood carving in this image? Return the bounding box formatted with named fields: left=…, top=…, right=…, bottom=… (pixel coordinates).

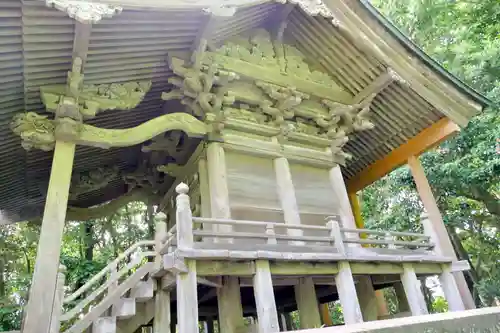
left=45, top=0, right=123, bottom=24
left=70, top=166, right=119, bottom=200
left=209, top=29, right=340, bottom=89
left=41, top=81, right=152, bottom=119
left=10, top=113, right=56, bottom=151
left=156, top=164, right=184, bottom=177
left=162, top=56, right=238, bottom=138
left=123, top=161, right=165, bottom=194
left=10, top=112, right=207, bottom=151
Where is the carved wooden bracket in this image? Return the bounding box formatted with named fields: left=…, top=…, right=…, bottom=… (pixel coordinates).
left=40, top=80, right=152, bottom=120
left=70, top=165, right=120, bottom=200
left=45, top=0, right=122, bottom=24
left=10, top=112, right=208, bottom=151
left=163, top=28, right=376, bottom=164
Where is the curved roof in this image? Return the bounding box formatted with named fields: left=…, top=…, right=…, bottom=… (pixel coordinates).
left=359, top=0, right=490, bottom=107
left=0, top=0, right=489, bottom=223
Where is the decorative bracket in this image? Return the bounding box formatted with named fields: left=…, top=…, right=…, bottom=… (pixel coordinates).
left=70, top=166, right=119, bottom=200
left=10, top=112, right=208, bottom=151
left=45, top=0, right=123, bottom=24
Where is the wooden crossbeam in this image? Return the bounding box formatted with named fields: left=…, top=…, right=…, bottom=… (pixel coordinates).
left=346, top=118, right=459, bottom=192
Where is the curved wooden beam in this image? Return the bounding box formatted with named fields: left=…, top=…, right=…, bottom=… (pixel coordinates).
left=10, top=112, right=208, bottom=151
left=66, top=189, right=152, bottom=221
left=77, top=112, right=207, bottom=148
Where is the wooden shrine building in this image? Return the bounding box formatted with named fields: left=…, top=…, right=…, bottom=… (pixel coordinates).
left=0, top=0, right=492, bottom=333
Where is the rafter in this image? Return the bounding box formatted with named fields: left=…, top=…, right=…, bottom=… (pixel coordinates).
left=352, top=67, right=407, bottom=104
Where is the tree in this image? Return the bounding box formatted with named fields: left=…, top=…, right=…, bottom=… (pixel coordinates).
left=364, top=0, right=500, bottom=306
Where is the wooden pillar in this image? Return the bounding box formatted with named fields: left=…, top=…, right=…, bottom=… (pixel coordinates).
left=284, top=313, right=293, bottom=331
left=394, top=282, right=410, bottom=313
left=217, top=276, right=244, bottom=333
left=294, top=277, right=322, bottom=328
left=400, top=263, right=428, bottom=316
left=375, top=290, right=390, bottom=318
left=336, top=262, right=363, bottom=325
left=348, top=192, right=364, bottom=229
left=274, top=157, right=303, bottom=241
left=320, top=304, right=333, bottom=327
left=198, top=158, right=211, bottom=218
left=206, top=142, right=232, bottom=242
left=175, top=183, right=198, bottom=333
left=154, top=284, right=171, bottom=333
left=206, top=318, right=214, bottom=333
left=155, top=214, right=167, bottom=271
left=355, top=276, right=378, bottom=321
left=253, top=260, right=279, bottom=332
left=408, top=155, right=475, bottom=309
left=49, top=265, right=66, bottom=333
left=328, top=165, right=357, bottom=230
left=23, top=141, right=75, bottom=333
left=439, top=264, right=465, bottom=311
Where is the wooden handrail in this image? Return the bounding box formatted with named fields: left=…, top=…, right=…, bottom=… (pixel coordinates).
left=64, top=240, right=154, bottom=304
left=343, top=238, right=434, bottom=249
left=341, top=227, right=430, bottom=239
left=192, top=217, right=330, bottom=231
left=61, top=250, right=154, bottom=322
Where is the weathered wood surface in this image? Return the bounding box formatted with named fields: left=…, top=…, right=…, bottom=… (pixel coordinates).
left=285, top=306, right=500, bottom=333
left=253, top=260, right=280, bottom=333
left=295, top=277, right=322, bottom=328
left=65, top=263, right=154, bottom=333
left=22, top=141, right=75, bottom=333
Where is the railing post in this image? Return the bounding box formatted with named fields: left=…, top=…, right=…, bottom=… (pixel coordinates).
left=420, top=211, right=441, bottom=254
left=108, top=261, right=118, bottom=295
left=176, top=183, right=194, bottom=250
left=266, top=223, right=277, bottom=245
left=385, top=232, right=396, bottom=249
left=327, top=217, right=345, bottom=256
left=49, top=265, right=66, bottom=333
left=155, top=212, right=168, bottom=270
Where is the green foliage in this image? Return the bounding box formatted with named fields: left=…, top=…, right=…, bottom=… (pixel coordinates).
left=366, top=0, right=500, bottom=306
left=0, top=201, right=152, bottom=330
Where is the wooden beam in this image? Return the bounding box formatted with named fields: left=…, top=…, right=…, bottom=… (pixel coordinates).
left=348, top=192, right=364, bottom=229
left=409, top=156, right=475, bottom=310
left=217, top=276, right=245, bottom=332
left=347, top=118, right=459, bottom=192
left=23, top=20, right=93, bottom=333
left=253, top=260, right=280, bottom=332
left=295, top=277, right=322, bottom=328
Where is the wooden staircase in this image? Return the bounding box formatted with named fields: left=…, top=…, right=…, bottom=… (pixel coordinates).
left=51, top=218, right=176, bottom=333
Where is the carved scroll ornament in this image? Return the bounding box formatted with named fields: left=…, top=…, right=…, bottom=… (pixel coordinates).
left=45, top=0, right=122, bottom=24
left=70, top=166, right=119, bottom=200
left=41, top=81, right=152, bottom=120
left=10, top=112, right=207, bottom=151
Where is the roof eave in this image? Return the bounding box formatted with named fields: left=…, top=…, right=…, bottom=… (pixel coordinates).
left=359, top=0, right=492, bottom=110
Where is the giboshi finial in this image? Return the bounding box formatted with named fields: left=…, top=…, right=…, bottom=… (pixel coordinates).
left=176, top=182, right=189, bottom=194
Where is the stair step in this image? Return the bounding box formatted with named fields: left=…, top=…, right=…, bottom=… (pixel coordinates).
left=113, top=298, right=136, bottom=319
left=93, top=317, right=116, bottom=333
left=130, top=279, right=154, bottom=302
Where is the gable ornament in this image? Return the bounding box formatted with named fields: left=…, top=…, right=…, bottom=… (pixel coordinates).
left=45, top=0, right=122, bottom=24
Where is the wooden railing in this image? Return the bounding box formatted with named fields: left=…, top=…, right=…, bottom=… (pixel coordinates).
left=191, top=216, right=434, bottom=252
left=60, top=241, right=155, bottom=325
left=48, top=215, right=176, bottom=333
